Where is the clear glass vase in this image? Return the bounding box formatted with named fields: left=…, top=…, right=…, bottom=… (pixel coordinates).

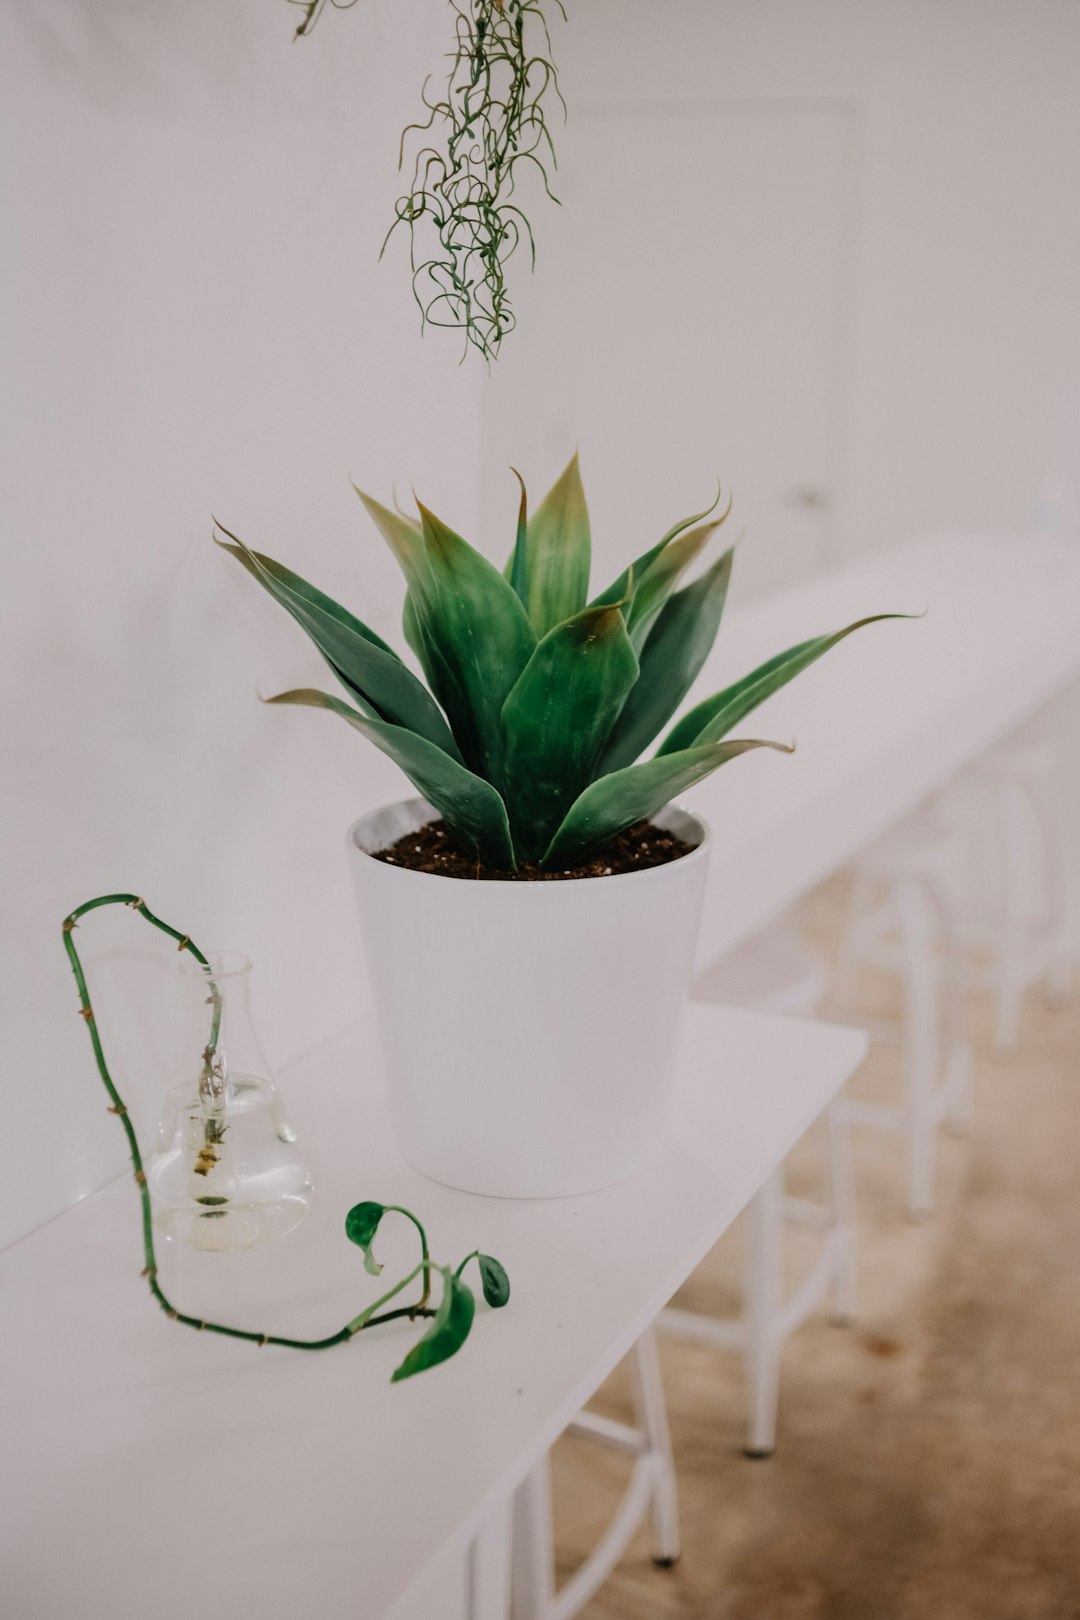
left=148, top=951, right=314, bottom=1252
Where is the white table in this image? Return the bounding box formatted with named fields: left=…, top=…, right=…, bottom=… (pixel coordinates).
left=688, top=530, right=1080, bottom=965
left=0, top=1002, right=866, bottom=1620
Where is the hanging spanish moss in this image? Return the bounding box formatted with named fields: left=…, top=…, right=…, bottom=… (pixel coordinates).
left=289, top=0, right=360, bottom=39
left=293, top=0, right=566, bottom=362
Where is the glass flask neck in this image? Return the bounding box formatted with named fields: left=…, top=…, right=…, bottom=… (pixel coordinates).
left=177, top=950, right=271, bottom=1105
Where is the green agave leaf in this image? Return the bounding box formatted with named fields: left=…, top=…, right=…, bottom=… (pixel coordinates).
left=351, top=486, right=450, bottom=690
left=500, top=602, right=640, bottom=861
left=391, top=1267, right=476, bottom=1383
left=508, top=467, right=529, bottom=600
left=542, top=736, right=793, bottom=870
left=599, top=549, right=735, bottom=773
left=415, top=501, right=538, bottom=782
left=217, top=522, right=399, bottom=657
left=352, top=488, right=437, bottom=674
left=353, top=486, right=424, bottom=568
left=357, top=487, right=537, bottom=782
left=401, top=588, right=430, bottom=671
left=625, top=516, right=728, bottom=653
left=476, top=1254, right=510, bottom=1309
left=216, top=530, right=462, bottom=762
left=514, top=453, right=592, bottom=636
left=344, top=1200, right=386, bottom=1277
left=265, top=688, right=516, bottom=868
left=590, top=484, right=730, bottom=612
left=658, top=613, right=911, bottom=758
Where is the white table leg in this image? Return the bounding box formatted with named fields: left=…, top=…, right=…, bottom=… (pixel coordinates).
left=743, top=1166, right=784, bottom=1458
left=510, top=1455, right=556, bottom=1620
left=467, top=1498, right=514, bottom=1620
left=630, top=1327, right=680, bottom=1566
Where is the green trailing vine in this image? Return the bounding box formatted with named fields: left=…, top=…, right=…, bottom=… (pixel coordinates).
left=63, top=893, right=509, bottom=1381
left=292, top=0, right=566, bottom=362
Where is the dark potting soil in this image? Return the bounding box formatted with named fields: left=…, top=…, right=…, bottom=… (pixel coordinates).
left=372, top=818, right=696, bottom=881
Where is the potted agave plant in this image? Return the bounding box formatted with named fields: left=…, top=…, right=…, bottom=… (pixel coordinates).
left=218, top=457, right=896, bottom=1198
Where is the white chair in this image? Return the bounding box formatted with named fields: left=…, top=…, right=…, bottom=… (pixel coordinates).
left=946, top=731, right=1074, bottom=1052
left=660, top=920, right=858, bottom=1458
left=509, top=1325, right=679, bottom=1620
left=833, top=808, right=973, bottom=1216
left=507, top=923, right=860, bottom=1617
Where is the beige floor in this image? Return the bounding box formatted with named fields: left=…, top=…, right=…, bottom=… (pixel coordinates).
left=550, top=885, right=1080, bottom=1619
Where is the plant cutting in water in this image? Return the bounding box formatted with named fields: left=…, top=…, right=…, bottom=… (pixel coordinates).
left=290, top=0, right=565, bottom=361
left=63, top=894, right=510, bottom=1381
left=217, top=456, right=907, bottom=872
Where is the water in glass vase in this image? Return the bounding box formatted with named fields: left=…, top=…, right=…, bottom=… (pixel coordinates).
left=148, top=952, right=314, bottom=1252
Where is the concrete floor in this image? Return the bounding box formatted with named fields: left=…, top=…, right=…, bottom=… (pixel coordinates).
left=550, top=888, right=1080, bottom=1619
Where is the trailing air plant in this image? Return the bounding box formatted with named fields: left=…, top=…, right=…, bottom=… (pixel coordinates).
left=63, top=893, right=510, bottom=1381
left=289, top=0, right=360, bottom=36
left=217, top=457, right=904, bottom=872
left=292, top=0, right=565, bottom=361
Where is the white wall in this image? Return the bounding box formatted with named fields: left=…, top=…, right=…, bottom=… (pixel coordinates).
left=5, top=0, right=1080, bottom=1248
left=486, top=0, right=1080, bottom=559
left=0, top=0, right=489, bottom=1245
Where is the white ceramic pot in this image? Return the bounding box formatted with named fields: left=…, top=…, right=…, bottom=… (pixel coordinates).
left=346, top=797, right=711, bottom=1198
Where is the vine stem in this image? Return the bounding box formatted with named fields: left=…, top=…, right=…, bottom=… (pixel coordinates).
left=63, top=895, right=438, bottom=1352
left=382, top=1205, right=432, bottom=1309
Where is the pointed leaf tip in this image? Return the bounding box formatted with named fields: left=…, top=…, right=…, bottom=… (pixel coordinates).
left=517, top=452, right=591, bottom=636
left=599, top=544, right=736, bottom=772
left=390, top=1269, right=476, bottom=1383
left=345, top=1200, right=386, bottom=1276
left=658, top=610, right=912, bottom=758
left=541, top=735, right=791, bottom=869
left=263, top=688, right=516, bottom=868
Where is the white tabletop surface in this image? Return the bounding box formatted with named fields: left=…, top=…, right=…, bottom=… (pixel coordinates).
left=1, top=1001, right=866, bottom=1620
left=688, top=530, right=1080, bottom=963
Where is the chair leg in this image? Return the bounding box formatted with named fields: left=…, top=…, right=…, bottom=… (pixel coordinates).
left=629, top=1327, right=680, bottom=1567
left=510, top=1457, right=555, bottom=1620
left=928, top=873, right=974, bottom=1130
left=833, top=872, right=875, bottom=1009
left=824, top=1099, right=858, bottom=1324
left=944, top=1038, right=975, bottom=1130
left=894, top=879, right=940, bottom=1219
left=1028, top=772, right=1075, bottom=1007
left=992, top=777, right=1031, bottom=1055
left=743, top=1167, right=784, bottom=1457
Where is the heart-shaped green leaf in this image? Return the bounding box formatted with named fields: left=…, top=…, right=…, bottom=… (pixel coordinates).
left=500, top=602, right=639, bottom=861
left=265, top=688, right=516, bottom=868
left=512, top=453, right=592, bottom=636
left=600, top=549, right=734, bottom=772
left=477, top=1255, right=510, bottom=1309
left=658, top=613, right=912, bottom=757
left=541, top=736, right=793, bottom=869
left=216, top=531, right=462, bottom=761
left=345, top=1200, right=386, bottom=1276
left=391, top=1268, right=476, bottom=1383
